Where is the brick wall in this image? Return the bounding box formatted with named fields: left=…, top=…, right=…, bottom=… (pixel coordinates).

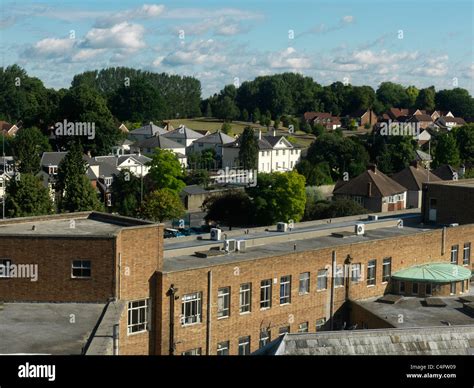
left=156, top=224, right=474, bottom=355
left=0, top=236, right=115, bottom=302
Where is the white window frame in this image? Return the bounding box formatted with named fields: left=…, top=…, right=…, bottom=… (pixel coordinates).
left=71, top=260, right=91, bottom=279
left=317, top=269, right=328, bottom=290
left=238, top=336, right=251, bottom=355
left=299, top=272, right=310, bottom=294
left=334, top=265, right=344, bottom=288
left=239, top=283, right=252, bottom=314
left=278, top=326, right=290, bottom=336
left=217, top=287, right=230, bottom=318
left=367, top=260, right=376, bottom=286
left=351, top=263, right=361, bottom=283
left=316, top=318, right=326, bottom=331
left=463, top=243, right=471, bottom=265
left=451, top=245, right=459, bottom=264
left=382, top=257, right=391, bottom=283
left=259, top=329, right=270, bottom=348
left=279, top=275, right=291, bottom=305
left=298, top=322, right=308, bottom=333
left=181, top=292, right=202, bottom=326
left=182, top=348, right=201, bottom=356
left=450, top=282, right=456, bottom=295
left=127, top=299, right=150, bottom=335
left=260, top=279, right=272, bottom=309
left=217, top=341, right=229, bottom=355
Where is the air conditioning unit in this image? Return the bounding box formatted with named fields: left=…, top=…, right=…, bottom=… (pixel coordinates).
left=236, top=240, right=246, bottom=252
left=210, top=228, right=222, bottom=241
left=397, top=219, right=404, bottom=228
left=224, top=239, right=236, bottom=252
left=355, top=223, right=365, bottom=235
left=277, top=222, right=288, bottom=232
left=368, top=215, right=378, bottom=221
left=449, top=223, right=459, bottom=227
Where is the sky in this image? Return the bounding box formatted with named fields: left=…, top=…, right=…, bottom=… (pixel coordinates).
left=0, top=0, right=473, bottom=98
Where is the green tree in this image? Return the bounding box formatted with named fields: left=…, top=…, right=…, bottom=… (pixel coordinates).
left=435, top=88, right=474, bottom=118
left=296, top=160, right=333, bottom=186
left=147, top=148, right=185, bottom=193
left=202, top=190, right=253, bottom=228
left=205, top=103, right=213, bottom=118
left=253, top=108, right=261, bottom=123
left=305, top=198, right=367, bottom=220
left=248, top=171, right=306, bottom=225
left=5, top=173, right=53, bottom=217
left=405, top=85, right=419, bottom=108
left=13, top=127, right=51, bottom=174
left=433, top=133, right=461, bottom=167
left=376, top=82, right=409, bottom=109
left=241, top=109, right=249, bottom=122
left=238, top=127, right=258, bottom=170
left=57, top=142, right=103, bottom=212
left=453, top=124, right=474, bottom=166
left=415, top=86, right=435, bottom=111
left=141, top=188, right=185, bottom=222
left=111, top=170, right=141, bottom=217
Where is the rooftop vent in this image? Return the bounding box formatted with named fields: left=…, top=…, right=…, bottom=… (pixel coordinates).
left=195, top=250, right=226, bottom=258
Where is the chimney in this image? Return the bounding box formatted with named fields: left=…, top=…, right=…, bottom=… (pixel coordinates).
left=258, top=130, right=262, bottom=140
left=87, top=150, right=92, bottom=158
left=367, top=163, right=377, bottom=173
left=367, top=182, right=372, bottom=197
left=272, top=128, right=276, bottom=137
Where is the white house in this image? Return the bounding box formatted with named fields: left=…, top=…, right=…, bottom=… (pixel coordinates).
left=161, top=125, right=203, bottom=150
left=128, top=122, right=166, bottom=142
left=94, top=154, right=151, bottom=177
left=131, top=136, right=187, bottom=168
left=222, top=131, right=302, bottom=173
left=192, top=131, right=235, bottom=157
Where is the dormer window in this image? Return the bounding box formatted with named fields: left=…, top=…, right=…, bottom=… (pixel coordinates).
left=48, top=166, right=57, bottom=175
left=104, top=177, right=113, bottom=186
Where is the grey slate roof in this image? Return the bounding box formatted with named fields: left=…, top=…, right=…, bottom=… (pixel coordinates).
left=193, top=131, right=234, bottom=145
left=162, top=125, right=204, bottom=140
left=256, top=326, right=474, bottom=355
left=415, top=149, right=432, bottom=161
left=129, top=123, right=166, bottom=137
left=133, top=135, right=183, bottom=150
left=40, top=152, right=68, bottom=167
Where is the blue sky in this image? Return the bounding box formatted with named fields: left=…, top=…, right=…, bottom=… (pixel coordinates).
left=1, top=0, right=472, bottom=97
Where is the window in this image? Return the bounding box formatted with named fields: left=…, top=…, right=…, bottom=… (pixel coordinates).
left=127, top=299, right=149, bottom=334
left=382, top=257, right=392, bottom=282
left=0, top=259, right=11, bottom=278
left=217, top=341, right=229, bottom=355
left=71, top=260, right=91, bottom=278
left=316, top=318, right=326, bottom=331
left=217, top=287, right=230, bottom=318
left=450, top=282, right=456, bottom=295
left=259, top=329, right=270, bottom=348
left=238, top=336, right=251, bottom=355
left=351, top=263, right=361, bottom=282
left=298, top=322, right=308, bottom=333
left=399, top=281, right=405, bottom=294
left=353, top=196, right=363, bottom=206
left=282, top=161, right=285, bottom=168
left=104, top=177, right=112, bottom=186
left=412, top=282, right=419, bottom=295
left=425, top=283, right=432, bottom=296
left=260, top=279, right=272, bottom=309
left=461, top=281, right=465, bottom=294
left=334, top=265, right=344, bottom=287
left=182, top=348, right=201, bottom=356
left=451, top=245, right=459, bottom=264
left=181, top=292, right=202, bottom=325
left=282, top=150, right=286, bottom=155
left=239, top=283, right=251, bottom=313
left=367, top=260, right=376, bottom=286
left=299, top=272, right=310, bottom=294
left=463, top=243, right=471, bottom=265
left=279, top=326, right=290, bottom=336
left=276, top=150, right=279, bottom=156
left=317, top=269, right=328, bottom=290
left=280, top=275, right=291, bottom=304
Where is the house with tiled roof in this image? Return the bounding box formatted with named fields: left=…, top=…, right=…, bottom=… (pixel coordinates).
left=333, top=164, right=407, bottom=212
left=161, top=125, right=203, bottom=149
left=350, top=109, right=378, bottom=129
left=192, top=131, right=235, bottom=157
left=435, top=116, right=466, bottom=130
left=0, top=121, right=19, bottom=137
left=391, top=162, right=441, bottom=208
left=128, top=122, right=166, bottom=142
left=131, top=135, right=187, bottom=167
left=222, top=130, right=302, bottom=173
left=303, top=112, right=341, bottom=130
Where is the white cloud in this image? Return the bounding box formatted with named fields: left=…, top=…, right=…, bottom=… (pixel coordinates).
left=160, top=39, right=227, bottom=66
left=71, top=49, right=106, bottom=62
left=95, top=4, right=165, bottom=27
left=82, top=22, right=146, bottom=50
left=267, top=47, right=311, bottom=69
left=342, top=15, right=354, bottom=23
left=28, top=38, right=75, bottom=57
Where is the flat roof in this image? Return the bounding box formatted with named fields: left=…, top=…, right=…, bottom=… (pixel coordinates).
left=392, top=263, right=471, bottom=283
left=0, top=212, right=154, bottom=237
left=0, top=303, right=105, bottom=354
left=426, top=179, right=474, bottom=188
left=163, top=222, right=434, bottom=272
left=357, top=290, right=474, bottom=328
